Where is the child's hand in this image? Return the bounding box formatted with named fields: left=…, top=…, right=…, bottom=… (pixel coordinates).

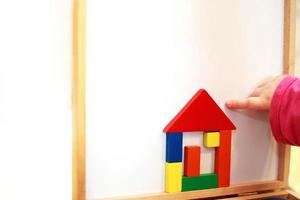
left=226, top=75, right=287, bottom=111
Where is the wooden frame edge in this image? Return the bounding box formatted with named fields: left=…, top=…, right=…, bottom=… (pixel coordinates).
left=279, top=0, right=296, bottom=187
left=220, top=190, right=289, bottom=200
left=284, top=0, right=296, bottom=75
left=72, top=0, right=86, bottom=199
left=287, top=190, right=300, bottom=200
left=278, top=144, right=291, bottom=186
left=98, top=181, right=285, bottom=200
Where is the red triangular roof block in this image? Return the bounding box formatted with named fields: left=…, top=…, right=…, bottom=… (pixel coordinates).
left=164, top=89, right=236, bottom=133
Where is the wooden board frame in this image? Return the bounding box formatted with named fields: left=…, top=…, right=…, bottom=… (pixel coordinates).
left=73, top=0, right=86, bottom=200
left=72, top=0, right=296, bottom=199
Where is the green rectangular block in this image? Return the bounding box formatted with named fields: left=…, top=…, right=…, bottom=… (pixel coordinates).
left=182, top=173, right=218, bottom=191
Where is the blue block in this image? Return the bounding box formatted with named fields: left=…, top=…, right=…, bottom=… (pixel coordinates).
left=166, top=132, right=183, bottom=162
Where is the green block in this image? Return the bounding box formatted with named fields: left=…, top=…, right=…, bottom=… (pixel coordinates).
left=182, top=173, right=218, bottom=191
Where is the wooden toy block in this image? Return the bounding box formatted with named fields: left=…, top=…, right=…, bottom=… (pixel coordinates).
left=215, top=130, right=232, bottom=187
left=203, top=132, right=220, bottom=147
left=184, top=146, right=200, bottom=177
left=165, top=162, right=182, bottom=193
left=163, top=89, right=236, bottom=133
left=182, top=173, right=218, bottom=191
left=166, top=132, right=183, bottom=162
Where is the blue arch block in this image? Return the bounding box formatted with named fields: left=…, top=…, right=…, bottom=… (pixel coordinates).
left=166, top=132, right=183, bottom=162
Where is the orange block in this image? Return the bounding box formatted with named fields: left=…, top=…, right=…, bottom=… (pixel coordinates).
left=184, top=146, right=200, bottom=177
left=215, top=130, right=232, bottom=187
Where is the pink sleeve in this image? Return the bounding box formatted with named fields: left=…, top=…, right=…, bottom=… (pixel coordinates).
left=270, top=76, right=300, bottom=146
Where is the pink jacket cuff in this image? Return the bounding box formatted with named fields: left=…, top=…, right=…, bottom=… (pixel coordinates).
left=270, top=76, right=299, bottom=145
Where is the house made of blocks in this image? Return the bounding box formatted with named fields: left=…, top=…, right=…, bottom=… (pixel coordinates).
left=163, top=89, right=236, bottom=193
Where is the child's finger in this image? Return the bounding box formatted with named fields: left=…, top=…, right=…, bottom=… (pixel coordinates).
left=256, top=77, right=273, bottom=88
left=250, top=87, right=263, bottom=97
left=226, top=97, right=263, bottom=110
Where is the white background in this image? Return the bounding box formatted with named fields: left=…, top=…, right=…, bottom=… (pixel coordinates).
left=0, top=0, right=72, bottom=199
left=87, top=0, right=284, bottom=199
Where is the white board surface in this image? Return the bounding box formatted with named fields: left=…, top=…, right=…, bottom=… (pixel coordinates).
left=87, top=0, right=283, bottom=198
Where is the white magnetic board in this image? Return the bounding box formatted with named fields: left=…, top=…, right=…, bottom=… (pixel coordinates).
left=87, top=0, right=284, bottom=198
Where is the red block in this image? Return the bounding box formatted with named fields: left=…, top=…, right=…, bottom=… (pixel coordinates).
left=215, top=130, right=232, bottom=187
left=184, top=146, right=200, bottom=177
left=163, top=89, right=236, bottom=133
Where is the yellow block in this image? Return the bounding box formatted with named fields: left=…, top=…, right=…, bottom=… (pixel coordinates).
left=203, top=132, right=220, bottom=147
left=165, top=162, right=182, bottom=193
